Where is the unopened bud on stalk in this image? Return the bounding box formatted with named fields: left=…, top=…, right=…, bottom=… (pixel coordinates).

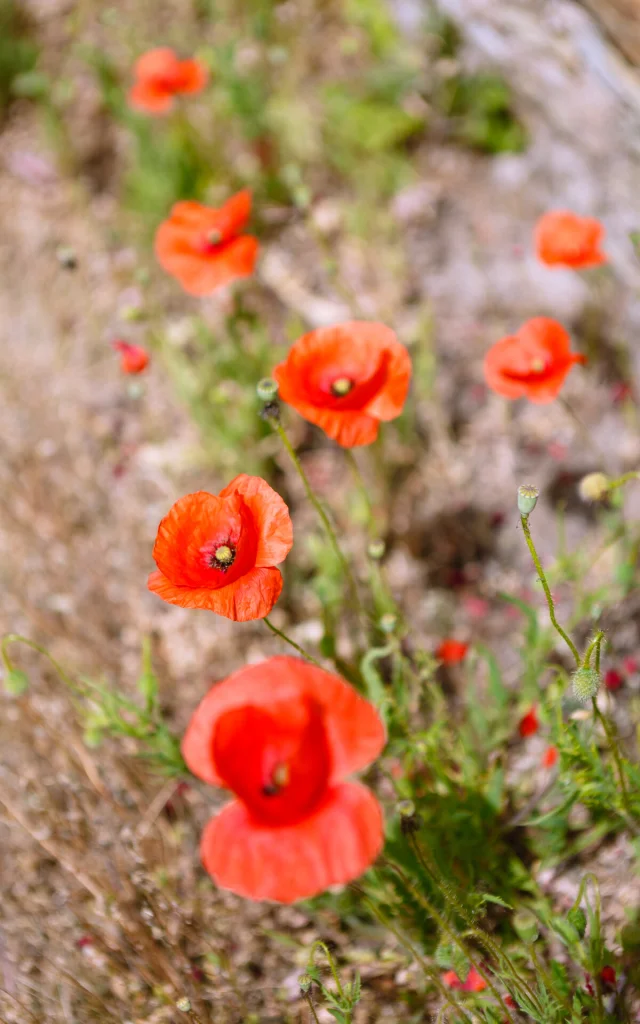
left=578, top=472, right=610, bottom=503
left=567, top=906, right=587, bottom=938
left=176, top=997, right=192, bottom=1013
left=572, top=667, right=601, bottom=703
left=257, top=377, right=279, bottom=402
left=367, top=539, right=386, bottom=560
left=379, top=613, right=397, bottom=634
left=397, top=799, right=419, bottom=835
left=4, top=668, right=29, bottom=695
left=298, top=974, right=313, bottom=994
left=517, top=484, right=539, bottom=517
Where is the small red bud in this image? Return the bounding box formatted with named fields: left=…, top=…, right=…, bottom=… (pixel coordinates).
left=604, top=669, right=624, bottom=691
left=518, top=707, right=539, bottom=738
left=112, top=340, right=150, bottom=375
left=600, top=966, right=616, bottom=988
left=542, top=745, right=558, bottom=769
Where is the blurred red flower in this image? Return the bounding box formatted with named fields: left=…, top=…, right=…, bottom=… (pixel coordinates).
left=274, top=322, right=411, bottom=447
left=623, top=656, right=638, bottom=675
left=535, top=210, right=607, bottom=269
left=604, top=669, right=624, bottom=691
left=484, top=318, right=586, bottom=403
left=600, top=966, right=616, bottom=988
left=542, top=745, right=558, bottom=769
left=182, top=656, right=386, bottom=902
left=148, top=474, right=292, bottom=621
left=155, top=190, right=258, bottom=296
left=442, top=967, right=488, bottom=992
left=112, top=340, right=149, bottom=375
left=518, top=707, right=539, bottom=738
left=129, top=48, right=208, bottom=114
left=436, top=639, right=469, bottom=664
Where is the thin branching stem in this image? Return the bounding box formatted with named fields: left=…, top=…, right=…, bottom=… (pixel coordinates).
left=263, top=617, right=323, bottom=667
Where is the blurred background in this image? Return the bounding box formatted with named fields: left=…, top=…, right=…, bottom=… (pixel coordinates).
left=2, top=0, right=640, bottom=1021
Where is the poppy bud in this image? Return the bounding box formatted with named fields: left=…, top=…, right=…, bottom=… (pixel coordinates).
left=257, top=377, right=279, bottom=402
left=513, top=910, right=539, bottom=943
left=398, top=799, right=419, bottom=834
left=367, top=539, right=386, bottom=560
left=517, top=484, right=539, bottom=517
left=379, top=613, right=397, bottom=634
left=572, top=667, right=601, bottom=703
left=298, top=974, right=313, bottom=994
left=578, top=473, right=610, bottom=503
left=568, top=906, right=587, bottom=938
left=4, top=668, right=29, bottom=695
left=176, top=997, right=191, bottom=1012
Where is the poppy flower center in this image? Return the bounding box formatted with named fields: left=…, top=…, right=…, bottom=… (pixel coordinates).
left=529, top=357, right=547, bottom=375
left=262, top=761, right=290, bottom=796
left=331, top=376, right=355, bottom=397
left=211, top=544, right=235, bottom=570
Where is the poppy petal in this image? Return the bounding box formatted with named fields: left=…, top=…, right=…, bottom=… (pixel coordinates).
left=148, top=566, right=282, bottom=621
left=181, top=656, right=385, bottom=787
left=129, top=81, right=174, bottom=114
left=157, top=235, right=259, bottom=296
left=174, top=58, right=208, bottom=94
left=134, top=48, right=178, bottom=80
left=306, top=407, right=381, bottom=447
left=219, top=474, right=293, bottom=567
left=199, top=783, right=384, bottom=902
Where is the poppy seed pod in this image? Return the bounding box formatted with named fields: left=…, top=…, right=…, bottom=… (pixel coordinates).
left=517, top=484, right=539, bottom=517
left=257, top=378, right=279, bottom=402
left=568, top=906, right=587, bottom=938
left=572, top=667, right=601, bottom=703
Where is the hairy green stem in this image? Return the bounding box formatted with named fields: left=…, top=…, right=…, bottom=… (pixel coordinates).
left=263, top=617, right=323, bottom=667
left=591, top=698, right=639, bottom=834
left=304, top=991, right=322, bottom=1024
left=519, top=515, right=580, bottom=666
left=307, top=940, right=345, bottom=1000
left=1, top=634, right=85, bottom=697
left=273, top=420, right=365, bottom=614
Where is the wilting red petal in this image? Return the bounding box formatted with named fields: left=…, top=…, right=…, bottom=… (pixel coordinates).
left=129, top=80, right=175, bottom=113
left=199, top=783, right=383, bottom=902
left=147, top=565, right=283, bottom=621
left=112, top=340, right=150, bottom=374
left=173, top=58, right=208, bottom=95
left=436, top=639, right=469, bottom=664
left=442, top=967, right=488, bottom=992
left=219, top=474, right=293, bottom=567
left=182, top=656, right=386, bottom=788
left=518, top=707, right=539, bottom=738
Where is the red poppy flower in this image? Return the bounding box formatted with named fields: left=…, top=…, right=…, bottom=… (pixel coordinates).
left=112, top=340, right=150, bottom=375
left=155, top=191, right=259, bottom=296
left=147, top=474, right=292, bottom=621
left=535, top=211, right=607, bottom=269
left=604, top=669, right=623, bottom=691
left=442, top=967, right=488, bottom=993
left=541, top=745, right=558, bottom=769
left=436, top=639, right=469, bottom=664
left=600, top=966, right=616, bottom=988
left=129, top=48, right=208, bottom=114
left=273, top=322, right=412, bottom=448
left=484, top=318, right=586, bottom=403
left=182, top=656, right=386, bottom=902
left=623, top=656, right=638, bottom=675
left=518, top=706, right=539, bottom=738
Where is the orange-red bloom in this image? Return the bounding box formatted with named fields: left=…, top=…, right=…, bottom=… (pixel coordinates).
left=273, top=321, right=412, bottom=447
left=129, top=48, right=208, bottom=114
left=535, top=210, right=607, bottom=269
left=182, top=656, right=386, bottom=902
left=484, top=318, right=586, bottom=403
left=148, top=475, right=292, bottom=621
left=155, top=191, right=258, bottom=296
left=436, top=639, right=469, bottom=664
left=442, top=967, right=488, bottom=993
left=112, top=340, right=150, bottom=375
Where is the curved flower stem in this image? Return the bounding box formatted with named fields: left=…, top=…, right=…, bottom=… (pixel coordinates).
left=307, top=940, right=344, bottom=999
left=591, top=697, right=639, bottom=834
left=607, top=470, right=639, bottom=493
left=389, top=853, right=517, bottom=1024
left=583, top=631, right=605, bottom=669
left=273, top=420, right=366, bottom=616
left=303, top=992, right=321, bottom=1024
left=263, top=617, right=323, bottom=668
left=351, top=886, right=475, bottom=1023
left=519, top=514, right=580, bottom=667
left=1, top=633, right=86, bottom=697
left=345, top=449, right=375, bottom=533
